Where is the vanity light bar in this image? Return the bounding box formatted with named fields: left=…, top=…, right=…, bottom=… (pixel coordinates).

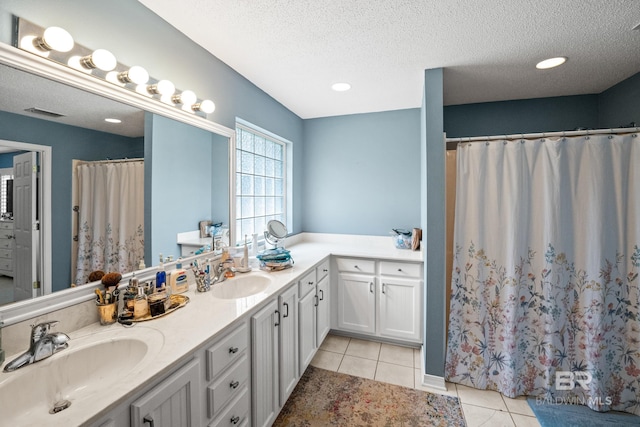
left=15, top=18, right=216, bottom=117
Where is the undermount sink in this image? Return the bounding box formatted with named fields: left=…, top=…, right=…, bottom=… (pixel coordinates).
left=212, top=273, right=272, bottom=299
left=0, top=326, right=164, bottom=424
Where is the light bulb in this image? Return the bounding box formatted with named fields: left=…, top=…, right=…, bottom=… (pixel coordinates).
left=192, top=99, right=216, bottom=114
left=172, top=90, right=197, bottom=106
left=118, top=66, right=149, bottom=85
left=331, top=82, right=351, bottom=92
left=147, top=80, right=175, bottom=96
left=34, top=26, right=74, bottom=52
left=80, top=49, right=117, bottom=71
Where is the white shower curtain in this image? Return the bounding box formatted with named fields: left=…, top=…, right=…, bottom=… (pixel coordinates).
left=445, top=133, right=640, bottom=415
left=74, top=160, right=144, bottom=285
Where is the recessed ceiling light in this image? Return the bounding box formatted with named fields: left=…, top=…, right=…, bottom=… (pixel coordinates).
left=536, top=57, right=567, bottom=70
left=331, top=82, right=351, bottom=92
left=105, top=118, right=121, bottom=123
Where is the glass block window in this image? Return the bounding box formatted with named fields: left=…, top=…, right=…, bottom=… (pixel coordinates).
left=235, top=124, right=286, bottom=245
left=0, top=173, right=13, bottom=215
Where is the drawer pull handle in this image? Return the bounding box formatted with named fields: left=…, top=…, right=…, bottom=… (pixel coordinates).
left=398, top=268, right=403, bottom=272
left=283, top=302, right=289, bottom=318
left=143, top=416, right=155, bottom=427
left=314, top=294, right=319, bottom=307
left=369, top=282, right=373, bottom=293
left=275, top=309, right=280, bottom=327
left=308, top=281, right=314, bottom=285
left=382, top=283, right=386, bottom=294
left=230, top=380, right=240, bottom=389
left=319, top=289, right=324, bottom=301
left=354, top=265, right=359, bottom=269
left=231, top=415, right=240, bottom=424
left=323, top=268, right=328, bottom=272
left=229, top=346, right=239, bottom=354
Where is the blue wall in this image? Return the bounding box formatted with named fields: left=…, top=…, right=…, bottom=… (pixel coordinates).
left=443, top=94, right=599, bottom=138
left=0, top=151, right=26, bottom=169
left=598, top=71, right=640, bottom=128
left=0, top=110, right=143, bottom=291
left=302, top=109, right=421, bottom=235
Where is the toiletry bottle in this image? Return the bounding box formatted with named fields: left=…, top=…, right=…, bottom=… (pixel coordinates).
left=138, top=259, right=146, bottom=270
left=133, top=286, right=149, bottom=319
left=170, top=261, right=189, bottom=294
left=251, top=233, right=259, bottom=256
left=156, top=253, right=166, bottom=293
left=204, top=260, right=211, bottom=291
left=124, top=273, right=139, bottom=314
left=243, top=235, right=249, bottom=269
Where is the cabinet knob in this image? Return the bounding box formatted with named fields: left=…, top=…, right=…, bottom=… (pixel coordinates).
left=308, top=281, right=314, bottom=285
left=398, top=268, right=402, bottom=272
left=229, top=346, right=239, bottom=354
left=354, top=265, right=359, bottom=269
left=230, top=380, right=240, bottom=389
left=231, top=415, right=240, bottom=424
left=323, top=268, right=328, bottom=272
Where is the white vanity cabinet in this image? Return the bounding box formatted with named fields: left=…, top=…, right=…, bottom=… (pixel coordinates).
left=334, top=257, right=422, bottom=343
left=298, top=258, right=330, bottom=373
left=251, top=282, right=299, bottom=427
left=379, top=261, right=422, bottom=342
left=0, top=220, right=13, bottom=277
left=130, top=358, right=203, bottom=427
left=336, top=258, right=376, bottom=334
left=205, top=321, right=251, bottom=427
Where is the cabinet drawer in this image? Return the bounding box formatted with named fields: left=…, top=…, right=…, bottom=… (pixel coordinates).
left=0, top=249, right=11, bottom=259
left=208, top=355, right=249, bottom=418
left=0, top=222, right=13, bottom=230
left=206, top=324, right=248, bottom=381
left=0, top=258, right=12, bottom=271
left=298, top=269, right=317, bottom=298
left=209, top=387, right=249, bottom=427
left=0, top=239, right=12, bottom=249
left=316, top=259, right=330, bottom=281
left=336, top=258, right=375, bottom=274
left=380, top=261, right=422, bottom=278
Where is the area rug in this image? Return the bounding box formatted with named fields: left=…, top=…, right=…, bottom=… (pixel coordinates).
left=273, top=366, right=466, bottom=426
left=527, top=397, right=640, bottom=427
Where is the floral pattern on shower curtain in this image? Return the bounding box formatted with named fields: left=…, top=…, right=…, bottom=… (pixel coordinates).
left=75, top=160, right=144, bottom=285
left=445, top=134, right=640, bottom=415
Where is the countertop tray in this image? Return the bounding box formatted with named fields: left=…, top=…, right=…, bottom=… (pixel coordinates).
left=131, top=294, right=189, bottom=322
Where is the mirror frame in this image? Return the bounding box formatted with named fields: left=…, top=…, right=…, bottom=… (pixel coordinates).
left=0, top=41, right=236, bottom=325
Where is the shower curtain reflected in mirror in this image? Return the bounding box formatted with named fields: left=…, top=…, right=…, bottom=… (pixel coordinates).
left=445, top=133, right=640, bottom=415
left=74, top=160, right=144, bottom=285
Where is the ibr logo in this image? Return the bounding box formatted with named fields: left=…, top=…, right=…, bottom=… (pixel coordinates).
left=555, top=371, right=592, bottom=390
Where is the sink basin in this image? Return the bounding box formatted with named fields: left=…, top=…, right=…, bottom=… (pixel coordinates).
left=0, top=326, right=164, bottom=424
left=212, top=273, right=272, bottom=299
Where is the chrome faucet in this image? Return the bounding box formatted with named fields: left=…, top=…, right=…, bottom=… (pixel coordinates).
left=214, top=259, right=235, bottom=284
left=3, top=321, right=70, bottom=372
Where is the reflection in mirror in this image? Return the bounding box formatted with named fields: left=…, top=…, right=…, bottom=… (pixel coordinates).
left=0, top=61, right=231, bottom=310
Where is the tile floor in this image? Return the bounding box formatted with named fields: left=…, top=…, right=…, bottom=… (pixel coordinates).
left=310, top=334, right=541, bottom=427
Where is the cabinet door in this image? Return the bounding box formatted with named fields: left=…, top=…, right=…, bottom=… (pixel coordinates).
left=337, top=273, right=376, bottom=335
left=251, top=300, right=279, bottom=427
left=298, top=288, right=316, bottom=373
left=131, top=358, right=202, bottom=427
left=316, top=275, right=330, bottom=347
left=278, top=285, right=298, bottom=406
left=379, top=277, right=422, bottom=342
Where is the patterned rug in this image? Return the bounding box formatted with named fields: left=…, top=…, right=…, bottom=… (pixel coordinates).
left=273, top=366, right=466, bottom=426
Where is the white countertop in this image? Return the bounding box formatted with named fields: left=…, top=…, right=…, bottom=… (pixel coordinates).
left=0, top=233, right=422, bottom=426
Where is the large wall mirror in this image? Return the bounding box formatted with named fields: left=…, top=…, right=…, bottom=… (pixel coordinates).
left=0, top=43, right=234, bottom=324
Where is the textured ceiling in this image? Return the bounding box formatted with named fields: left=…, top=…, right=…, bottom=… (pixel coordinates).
left=138, top=0, right=640, bottom=119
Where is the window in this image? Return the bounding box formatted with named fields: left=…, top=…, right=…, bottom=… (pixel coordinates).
left=0, top=170, right=13, bottom=217
left=235, top=123, right=287, bottom=246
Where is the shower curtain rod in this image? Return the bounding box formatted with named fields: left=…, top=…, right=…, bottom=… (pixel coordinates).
left=445, top=127, right=640, bottom=144
left=87, top=157, right=144, bottom=164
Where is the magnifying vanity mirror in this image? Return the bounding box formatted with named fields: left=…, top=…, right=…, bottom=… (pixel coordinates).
left=264, top=219, right=288, bottom=248
left=0, top=41, right=234, bottom=323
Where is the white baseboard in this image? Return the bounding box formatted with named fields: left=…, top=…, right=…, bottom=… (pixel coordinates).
left=422, top=374, right=446, bottom=390
left=418, top=345, right=447, bottom=390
